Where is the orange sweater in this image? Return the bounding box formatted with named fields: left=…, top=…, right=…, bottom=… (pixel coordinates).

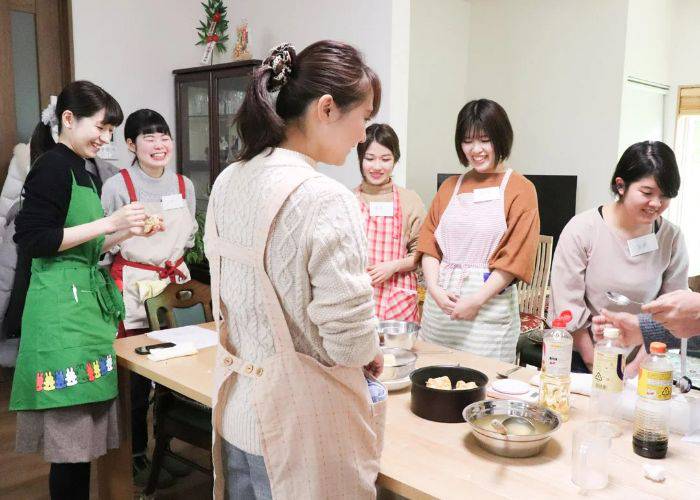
left=417, top=169, right=540, bottom=284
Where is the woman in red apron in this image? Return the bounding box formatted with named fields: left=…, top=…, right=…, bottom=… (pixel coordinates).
left=101, top=109, right=197, bottom=486
left=205, top=42, right=385, bottom=499
left=355, top=123, right=426, bottom=322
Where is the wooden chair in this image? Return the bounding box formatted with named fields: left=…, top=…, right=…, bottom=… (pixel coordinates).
left=143, top=280, right=214, bottom=495
left=517, top=235, right=554, bottom=321
left=689, top=275, right=700, bottom=293
left=516, top=235, right=554, bottom=367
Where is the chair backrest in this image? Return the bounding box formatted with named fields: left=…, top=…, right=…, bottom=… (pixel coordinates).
left=144, top=280, right=214, bottom=331
left=689, top=275, right=700, bottom=293
left=516, top=235, right=554, bottom=318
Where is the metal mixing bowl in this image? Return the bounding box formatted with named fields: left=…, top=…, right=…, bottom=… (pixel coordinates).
left=379, top=320, right=420, bottom=349
left=463, top=400, right=561, bottom=458
left=379, top=347, right=417, bottom=382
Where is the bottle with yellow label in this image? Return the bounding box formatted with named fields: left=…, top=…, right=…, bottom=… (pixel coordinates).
left=590, top=327, right=626, bottom=436
left=633, top=342, right=672, bottom=459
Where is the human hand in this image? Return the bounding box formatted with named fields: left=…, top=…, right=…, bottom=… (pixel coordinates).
left=428, top=285, right=458, bottom=315
left=364, top=352, right=384, bottom=378
left=107, top=202, right=146, bottom=233
left=367, top=261, right=398, bottom=286
left=643, top=290, right=700, bottom=338
left=450, top=294, right=484, bottom=321
left=592, top=309, right=643, bottom=346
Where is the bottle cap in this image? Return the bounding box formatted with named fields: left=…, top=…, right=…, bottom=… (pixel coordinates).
left=552, top=310, right=573, bottom=328
left=649, top=342, right=667, bottom=354
left=603, top=327, right=620, bottom=339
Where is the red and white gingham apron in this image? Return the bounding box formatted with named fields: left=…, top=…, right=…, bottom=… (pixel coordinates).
left=356, top=183, right=418, bottom=322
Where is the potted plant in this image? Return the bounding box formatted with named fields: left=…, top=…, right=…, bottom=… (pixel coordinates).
left=185, top=211, right=210, bottom=284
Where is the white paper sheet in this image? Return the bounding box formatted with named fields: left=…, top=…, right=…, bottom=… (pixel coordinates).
left=146, top=325, right=218, bottom=350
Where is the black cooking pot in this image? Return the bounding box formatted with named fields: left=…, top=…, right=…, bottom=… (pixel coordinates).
left=410, top=365, right=488, bottom=423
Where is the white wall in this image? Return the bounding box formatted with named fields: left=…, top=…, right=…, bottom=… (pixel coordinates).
left=71, top=0, right=397, bottom=189
left=465, top=0, right=629, bottom=213
left=226, top=0, right=395, bottom=188
left=623, top=0, right=672, bottom=84
left=71, top=0, right=209, bottom=170
left=664, top=0, right=700, bottom=146
left=405, top=0, right=470, bottom=205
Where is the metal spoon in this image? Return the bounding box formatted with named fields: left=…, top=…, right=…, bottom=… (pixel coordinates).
left=606, top=291, right=644, bottom=306
left=491, top=419, right=509, bottom=435
left=491, top=416, right=536, bottom=436
left=502, top=416, right=537, bottom=435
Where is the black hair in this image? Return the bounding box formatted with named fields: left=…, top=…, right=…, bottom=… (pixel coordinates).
left=124, top=109, right=172, bottom=165
left=357, top=123, right=400, bottom=167
left=234, top=40, right=381, bottom=162
left=611, top=141, right=681, bottom=198
left=454, top=99, right=513, bottom=168
left=30, top=80, right=123, bottom=165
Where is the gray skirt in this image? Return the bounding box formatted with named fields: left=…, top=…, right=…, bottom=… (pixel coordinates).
left=15, top=398, right=120, bottom=463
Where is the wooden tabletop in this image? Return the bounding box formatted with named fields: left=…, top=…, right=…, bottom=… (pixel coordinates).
left=114, top=327, right=700, bottom=499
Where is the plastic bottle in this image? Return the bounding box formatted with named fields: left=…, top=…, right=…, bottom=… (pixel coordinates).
left=590, top=327, right=626, bottom=436
left=539, top=310, right=573, bottom=421
left=633, top=342, right=673, bottom=459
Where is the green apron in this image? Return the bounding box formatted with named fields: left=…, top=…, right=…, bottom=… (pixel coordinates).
left=10, top=171, right=125, bottom=411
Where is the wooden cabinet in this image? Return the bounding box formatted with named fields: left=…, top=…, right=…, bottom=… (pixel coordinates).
left=173, top=60, right=260, bottom=214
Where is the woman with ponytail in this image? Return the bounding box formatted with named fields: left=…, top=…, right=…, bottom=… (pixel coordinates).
left=9, top=80, right=161, bottom=500
left=204, top=41, right=385, bottom=498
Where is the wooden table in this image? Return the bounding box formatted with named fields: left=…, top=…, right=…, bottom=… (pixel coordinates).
left=101, top=325, right=700, bottom=499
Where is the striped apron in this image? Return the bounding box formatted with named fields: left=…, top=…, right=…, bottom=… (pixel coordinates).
left=420, top=169, right=520, bottom=362
left=356, top=184, right=419, bottom=322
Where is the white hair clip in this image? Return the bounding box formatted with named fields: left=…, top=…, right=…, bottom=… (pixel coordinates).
left=40, top=95, right=59, bottom=141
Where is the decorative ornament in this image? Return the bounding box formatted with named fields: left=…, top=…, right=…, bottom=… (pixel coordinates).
left=232, top=20, right=251, bottom=61
left=196, top=0, right=229, bottom=65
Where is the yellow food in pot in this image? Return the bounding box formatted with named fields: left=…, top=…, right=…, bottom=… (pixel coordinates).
left=426, top=376, right=477, bottom=390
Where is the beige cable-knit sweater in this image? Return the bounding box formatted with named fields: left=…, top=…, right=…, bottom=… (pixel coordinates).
left=208, top=147, right=380, bottom=455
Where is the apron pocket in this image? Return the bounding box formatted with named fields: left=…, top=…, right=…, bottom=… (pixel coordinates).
left=22, top=285, right=59, bottom=348
left=58, top=286, right=115, bottom=349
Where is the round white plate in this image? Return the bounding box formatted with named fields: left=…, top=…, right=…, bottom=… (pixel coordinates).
left=384, top=377, right=411, bottom=392
left=491, top=378, right=530, bottom=395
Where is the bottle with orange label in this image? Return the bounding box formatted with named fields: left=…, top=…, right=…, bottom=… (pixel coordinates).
left=633, top=342, right=673, bottom=459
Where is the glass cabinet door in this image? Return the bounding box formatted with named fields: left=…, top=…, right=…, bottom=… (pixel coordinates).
left=214, top=74, right=250, bottom=172
left=178, top=77, right=211, bottom=214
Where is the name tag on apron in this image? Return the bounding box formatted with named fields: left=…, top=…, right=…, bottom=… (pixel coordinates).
left=369, top=202, right=393, bottom=217
left=473, top=187, right=500, bottom=203
left=162, top=194, right=185, bottom=211
left=627, top=233, right=658, bottom=256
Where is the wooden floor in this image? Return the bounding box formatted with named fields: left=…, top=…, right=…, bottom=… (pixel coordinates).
left=0, top=367, right=212, bottom=499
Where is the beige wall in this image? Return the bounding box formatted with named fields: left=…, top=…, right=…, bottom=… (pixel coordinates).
left=405, top=0, right=470, bottom=206
left=464, top=0, right=629, bottom=213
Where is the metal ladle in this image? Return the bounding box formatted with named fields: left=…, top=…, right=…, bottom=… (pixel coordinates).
left=606, top=291, right=694, bottom=393
left=491, top=416, right=536, bottom=436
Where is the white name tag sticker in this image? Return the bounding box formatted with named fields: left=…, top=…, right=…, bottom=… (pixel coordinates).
left=369, top=202, right=394, bottom=217
left=473, top=187, right=501, bottom=203
left=627, top=233, right=659, bottom=256
left=161, top=194, right=185, bottom=211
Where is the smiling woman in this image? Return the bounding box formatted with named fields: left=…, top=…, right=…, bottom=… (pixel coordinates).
left=549, top=141, right=689, bottom=375
left=8, top=80, right=161, bottom=500
left=355, top=123, right=426, bottom=322
left=417, top=99, right=540, bottom=363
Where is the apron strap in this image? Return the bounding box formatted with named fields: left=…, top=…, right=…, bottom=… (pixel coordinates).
left=177, top=174, right=186, bottom=199
left=391, top=183, right=402, bottom=240
left=204, top=166, right=322, bottom=368
left=120, top=169, right=138, bottom=203
left=252, top=168, right=321, bottom=353
left=499, top=168, right=513, bottom=193
left=451, top=173, right=466, bottom=199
